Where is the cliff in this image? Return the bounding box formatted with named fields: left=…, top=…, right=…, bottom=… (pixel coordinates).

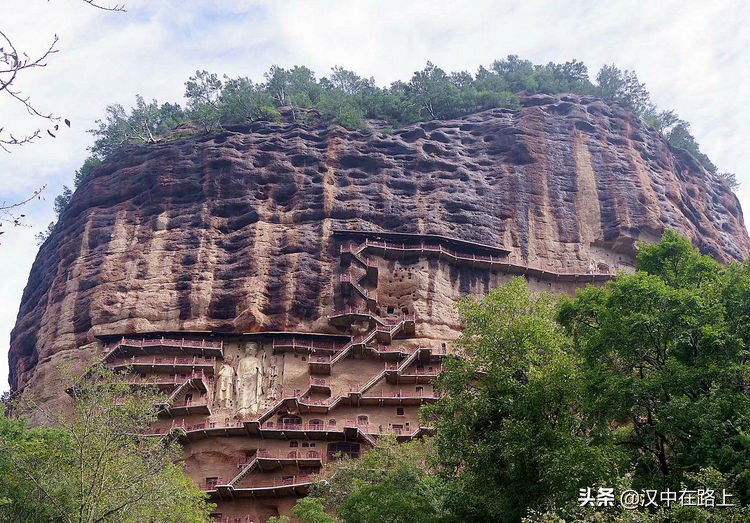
left=7, top=93, right=750, bottom=519
left=11, top=93, right=749, bottom=395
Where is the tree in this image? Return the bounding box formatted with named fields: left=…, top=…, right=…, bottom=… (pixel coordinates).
left=424, top=277, right=624, bottom=522
left=219, top=76, right=277, bottom=124
left=314, top=436, right=447, bottom=523
left=265, top=65, right=291, bottom=107
left=326, top=66, right=371, bottom=97
left=490, top=55, right=537, bottom=92
left=73, top=156, right=102, bottom=188
left=53, top=186, right=72, bottom=219
left=0, top=1, right=122, bottom=152
left=268, top=497, right=335, bottom=523
left=89, top=95, right=186, bottom=156
left=595, top=65, right=653, bottom=117
left=664, top=120, right=717, bottom=173
left=534, top=60, right=593, bottom=95
left=557, top=231, right=750, bottom=498
left=34, top=221, right=55, bottom=246
left=717, top=171, right=739, bottom=189
left=185, top=70, right=222, bottom=133
left=0, top=412, right=72, bottom=522
left=406, top=62, right=460, bottom=120
left=2, top=365, right=214, bottom=523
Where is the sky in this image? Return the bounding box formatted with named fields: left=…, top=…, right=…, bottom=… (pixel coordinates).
left=1, top=0, right=749, bottom=392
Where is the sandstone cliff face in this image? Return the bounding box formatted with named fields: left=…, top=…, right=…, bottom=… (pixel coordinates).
left=10, top=93, right=749, bottom=398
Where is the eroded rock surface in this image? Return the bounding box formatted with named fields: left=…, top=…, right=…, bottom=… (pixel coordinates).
left=10, top=92, right=748, bottom=401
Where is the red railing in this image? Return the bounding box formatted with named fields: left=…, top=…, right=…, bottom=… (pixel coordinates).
left=361, top=238, right=612, bottom=276
left=384, top=363, right=442, bottom=374
left=249, top=449, right=324, bottom=461
left=374, top=425, right=428, bottom=436
left=212, top=517, right=253, bottom=523
left=127, top=370, right=211, bottom=385
left=339, top=244, right=378, bottom=267
left=110, top=355, right=216, bottom=367
left=272, top=338, right=341, bottom=351
left=142, top=426, right=172, bottom=435
left=169, top=398, right=209, bottom=409
left=105, top=337, right=223, bottom=353
left=330, top=307, right=413, bottom=325
left=374, top=345, right=416, bottom=354
left=260, top=421, right=329, bottom=431
left=402, top=366, right=443, bottom=375
left=200, top=478, right=225, bottom=490
left=146, top=418, right=245, bottom=435
left=363, top=389, right=439, bottom=399
left=234, top=474, right=315, bottom=490
left=187, top=419, right=244, bottom=431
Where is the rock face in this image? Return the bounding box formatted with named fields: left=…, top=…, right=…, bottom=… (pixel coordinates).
left=9, top=94, right=749, bottom=520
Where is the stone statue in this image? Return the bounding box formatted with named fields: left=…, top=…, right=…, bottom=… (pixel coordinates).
left=215, top=360, right=235, bottom=409
left=235, top=342, right=264, bottom=417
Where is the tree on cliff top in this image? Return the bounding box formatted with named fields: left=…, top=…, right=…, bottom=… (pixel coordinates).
left=80, top=57, right=725, bottom=181
left=0, top=365, right=214, bottom=523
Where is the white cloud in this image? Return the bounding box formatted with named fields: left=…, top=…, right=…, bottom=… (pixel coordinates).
left=1, top=0, right=749, bottom=391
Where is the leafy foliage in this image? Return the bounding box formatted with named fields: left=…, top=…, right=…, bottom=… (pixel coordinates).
left=1, top=365, right=214, bottom=523
left=74, top=156, right=102, bottom=188
left=313, top=437, right=448, bottom=523
left=424, top=278, right=625, bottom=522
left=558, top=230, right=750, bottom=499
left=268, top=496, right=334, bottom=523
left=53, top=185, right=72, bottom=219
left=89, top=95, right=187, bottom=157
left=306, top=232, right=750, bottom=523
left=80, top=58, right=725, bottom=180
left=185, top=70, right=222, bottom=133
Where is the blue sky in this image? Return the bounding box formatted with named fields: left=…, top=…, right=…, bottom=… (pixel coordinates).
left=1, top=0, right=749, bottom=391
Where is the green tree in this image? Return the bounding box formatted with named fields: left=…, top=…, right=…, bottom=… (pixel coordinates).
left=317, top=437, right=447, bottom=523
left=73, top=156, right=102, bottom=188
left=490, top=55, right=537, bottom=92
left=717, top=171, right=739, bottom=189
left=664, top=120, right=717, bottom=173
left=595, top=65, right=653, bottom=116
left=326, top=66, right=372, bottom=96
left=534, top=60, right=593, bottom=95
left=425, top=277, right=624, bottom=522
left=219, top=76, right=277, bottom=124
left=317, top=67, right=374, bottom=128
left=268, top=496, right=335, bottom=523
left=3, top=365, right=214, bottom=523
left=406, top=62, right=462, bottom=120
left=185, top=70, right=223, bottom=133
left=0, top=413, right=73, bottom=522
left=53, top=185, right=73, bottom=218
left=89, top=95, right=184, bottom=156
left=558, top=231, right=750, bottom=497
left=285, top=65, right=321, bottom=109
